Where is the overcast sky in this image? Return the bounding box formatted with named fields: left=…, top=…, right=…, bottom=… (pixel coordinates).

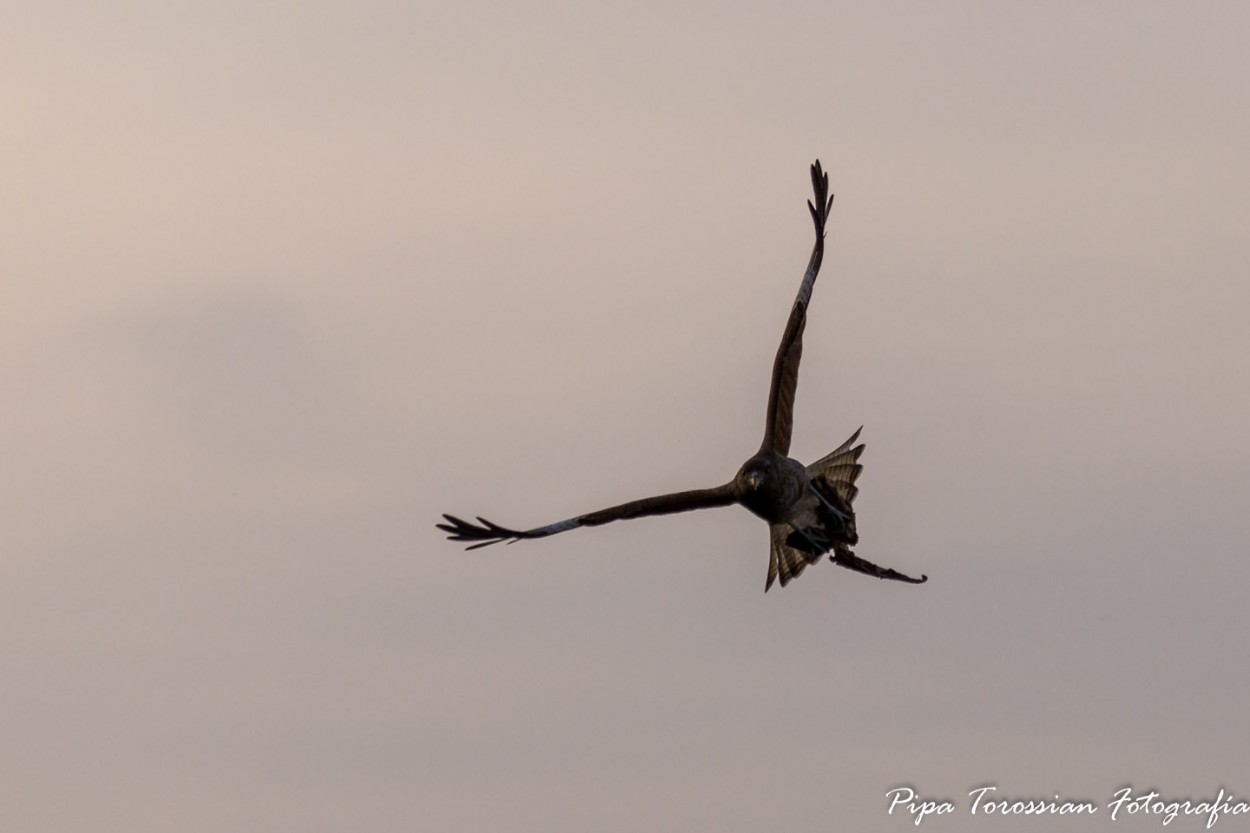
left=4, top=2, right=1249, bottom=830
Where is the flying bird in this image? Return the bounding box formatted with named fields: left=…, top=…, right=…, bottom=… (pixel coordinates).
left=439, top=161, right=927, bottom=591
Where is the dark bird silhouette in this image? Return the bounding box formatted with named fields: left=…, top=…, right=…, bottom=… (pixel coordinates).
left=439, top=161, right=927, bottom=591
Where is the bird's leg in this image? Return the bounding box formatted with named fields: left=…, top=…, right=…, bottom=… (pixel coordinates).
left=830, top=547, right=928, bottom=584
left=791, top=527, right=828, bottom=555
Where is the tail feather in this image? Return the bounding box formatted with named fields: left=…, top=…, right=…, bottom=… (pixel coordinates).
left=806, top=428, right=865, bottom=506
left=818, top=465, right=860, bottom=504
left=766, top=524, right=822, bottom=591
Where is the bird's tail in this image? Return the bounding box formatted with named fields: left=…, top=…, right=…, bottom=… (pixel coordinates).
left=805, top=426, right=864, bottom=506
left=766, top=524, right=824, bottom=591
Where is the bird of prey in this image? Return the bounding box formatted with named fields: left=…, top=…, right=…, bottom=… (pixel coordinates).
left=439, top=161, right=927, bottom=591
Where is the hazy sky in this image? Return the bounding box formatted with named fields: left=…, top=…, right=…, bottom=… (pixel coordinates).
left=5, top=2, right=1249, bottom=830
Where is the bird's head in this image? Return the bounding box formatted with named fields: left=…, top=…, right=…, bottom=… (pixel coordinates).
left=735, top=457, right=771, bottom=494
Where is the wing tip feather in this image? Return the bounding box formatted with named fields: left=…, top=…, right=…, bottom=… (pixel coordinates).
left=437, top=512, right=529, bottom=549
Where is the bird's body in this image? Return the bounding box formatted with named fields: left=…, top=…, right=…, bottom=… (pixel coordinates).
left=736, top=451, right=808, bottom=525
left=439, top=161, right=927, bottom=591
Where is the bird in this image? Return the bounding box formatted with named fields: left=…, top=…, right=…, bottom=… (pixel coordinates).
left=439, top=161, right=927, bottom=591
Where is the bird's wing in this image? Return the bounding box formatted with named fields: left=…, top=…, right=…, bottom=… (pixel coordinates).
left=766, top=523, right=823, bottom=592
left=830, top=546, right=928, bottom=584
left=759, top=160, right=834, bottom=456
left=438, top=482, right=737, bottom=550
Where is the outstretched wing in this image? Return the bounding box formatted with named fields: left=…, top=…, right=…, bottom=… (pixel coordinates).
left=830, top=546, right=928, bottom=584
left=760, top=160, right=834, bottom=456
left=438, top=482, right=737, bottom=550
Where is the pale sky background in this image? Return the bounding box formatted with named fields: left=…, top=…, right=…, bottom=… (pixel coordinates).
left=4, top=2, right=1249, bottom=831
